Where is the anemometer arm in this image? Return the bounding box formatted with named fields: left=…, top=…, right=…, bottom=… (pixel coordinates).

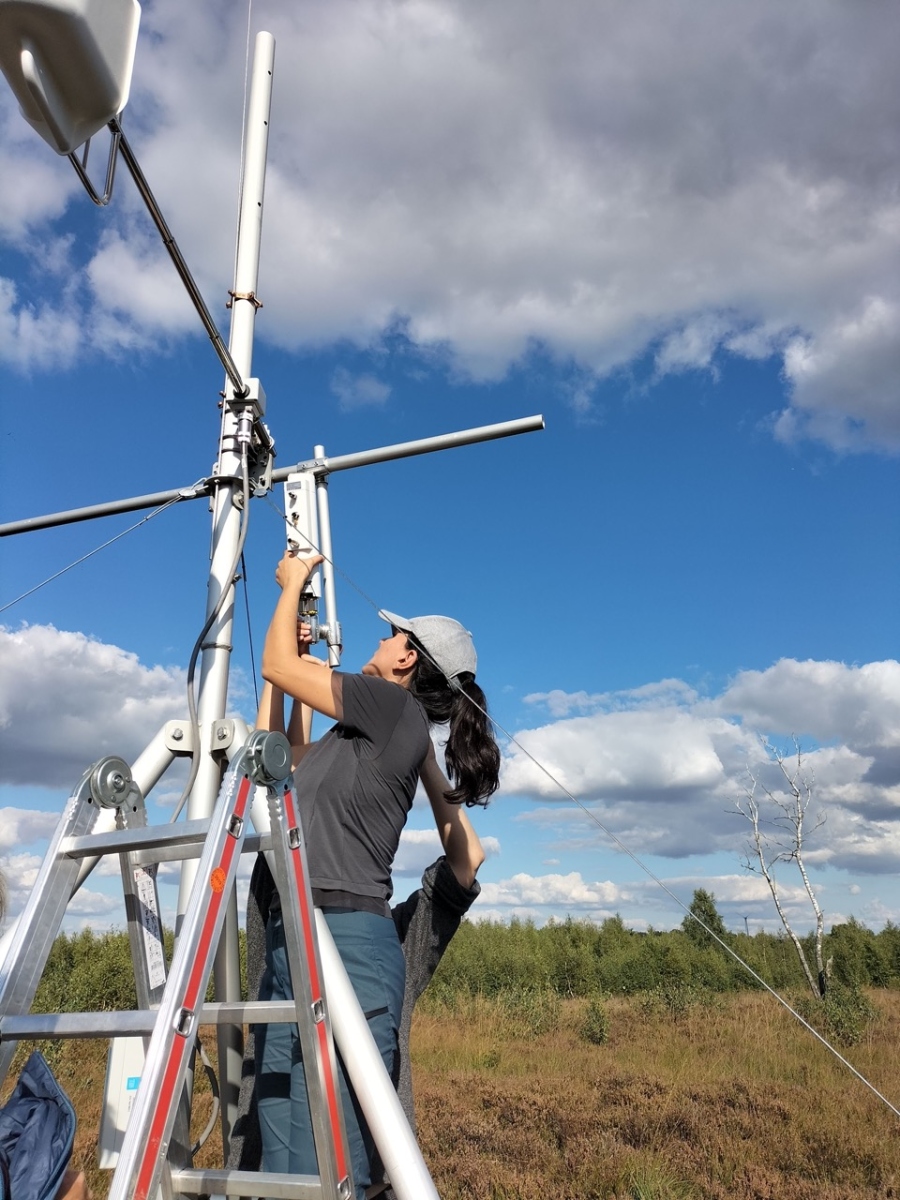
left=0, top=416, right=544, bottom=538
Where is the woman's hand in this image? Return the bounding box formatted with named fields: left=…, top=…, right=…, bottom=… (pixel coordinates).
left=275, top=550, right=324, bottom=591
left=297, top=620, right=314, bottom=655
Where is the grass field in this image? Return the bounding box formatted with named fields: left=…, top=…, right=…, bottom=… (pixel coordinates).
left=412, top=990, right=900, bottom=1199
left=10, top=989, right=900, bottom=1199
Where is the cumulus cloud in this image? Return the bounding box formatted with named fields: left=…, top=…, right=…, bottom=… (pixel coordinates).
left=525, top=678, right=699, bottom=717
left=503, top=708, right=746, bottom=800
left=0, top=105, right=76, bottom=239
left=0, top=623, right=186, bottom=787
left=777, top=299, right=900, bottom=451
left=330, top=367, right=391, bottom=411
left=0, top=277, right=82, bottom=370
left=2, top=0, right=898, bottom=447
left=86, top=228, right=198, bottom=334
left=393, top=825, right=500, bottom=879
left=715, top=659, right=900, bottom=751
left=0, top=806, right=58, bottom=850
left=507, top=658, right=900, bottom=872
left=474, top=870, right=627, bottom=924
left=0, top=851, right=116, bottom=933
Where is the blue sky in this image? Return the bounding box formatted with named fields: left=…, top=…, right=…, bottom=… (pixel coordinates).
left=1, top=0, right=898, bottom=941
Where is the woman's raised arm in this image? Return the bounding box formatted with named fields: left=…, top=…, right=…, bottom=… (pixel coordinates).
left=261, top=551, right=341, bottom=720
left=420, top=742, right=485, bottom=888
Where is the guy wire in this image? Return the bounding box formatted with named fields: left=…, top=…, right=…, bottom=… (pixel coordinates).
left=260, top=495, right=900, bottom=1123
left=0, top=496, right=185, bottom=615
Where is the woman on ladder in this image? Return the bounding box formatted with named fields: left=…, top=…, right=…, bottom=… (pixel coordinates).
left=255, top=549, right=500, bottom=1198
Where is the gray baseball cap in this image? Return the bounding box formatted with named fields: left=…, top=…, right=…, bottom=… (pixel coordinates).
left=378, top=610, right=477, bottom=681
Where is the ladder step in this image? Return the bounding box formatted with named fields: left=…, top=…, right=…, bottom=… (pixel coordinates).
left=2, top=1012, right=155, bottom=1039
left=61, top=821, right=270, bottom=864
left=1, top=1001, right=300, bottom=1040
left=62, top=819, right=212, bottom=859
left=169, top=1167, right=327, bottom=1198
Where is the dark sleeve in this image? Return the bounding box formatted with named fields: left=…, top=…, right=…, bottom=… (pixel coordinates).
left=392, top=891, right=421, bottom=943
left=339, top=673, right=410, bottom=746
left=398, top=857, right=481, bottom=1003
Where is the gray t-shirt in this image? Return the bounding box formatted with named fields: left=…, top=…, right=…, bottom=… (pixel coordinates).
left=295, top=672, right=430, bottom=914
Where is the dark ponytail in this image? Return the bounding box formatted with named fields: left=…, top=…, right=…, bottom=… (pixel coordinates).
left=406, top=644, right=500, bottom=806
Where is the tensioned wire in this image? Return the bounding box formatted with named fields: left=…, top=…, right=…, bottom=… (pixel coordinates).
left=260, top=495, right=900, bottom=1123
left=0, top=494, right=191, bottom=616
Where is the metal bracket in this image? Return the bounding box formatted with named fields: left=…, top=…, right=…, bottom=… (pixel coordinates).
left=165, top=721, right=194, bottom=753
left=211, top=720, right=236, bottom=752
left=68, top=124, right=121, bottom=206
left=226, top=290, right=263, bottom=310
left=226, top=377, right=266, bottom=419
left=248, top=421, right=275, bottom=497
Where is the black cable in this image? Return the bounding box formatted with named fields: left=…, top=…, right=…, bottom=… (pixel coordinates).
left=241, top=550, right=260, bottom=712
left=171, top=451, right=252, bottom=823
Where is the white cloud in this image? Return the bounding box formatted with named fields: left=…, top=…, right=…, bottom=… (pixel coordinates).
left=525, top=678, right=699, bottom=717
left=473, top=870, right=627, bottom=923
left=86, top=228, right=198, bottom=334
left=714, top=659, right=900, bottom=750
left=0, top=806, right=58, bottom=849
left=777, top=298, right=900, bottom=452
left=394, top=824, right=500, bottom=879
left=653, top=872, right=808, bottom=914
left=0, top=850, right=124, bottom=932
left=503, top=708, right=744, bottom=799
left=0, top=624, right=186, bottom=787
left=2, top=628, right=897, bottom=929
left=2, top=0, right=898, bottom=449
left=503, top=658, right=900, bottom=872
left=0, top=277, right=82, bottom=370
left=330, top=367, right=391, bottom=411
left=0, top=105, right=76, bottom=238
left=480, top=871, right=624, bottom=908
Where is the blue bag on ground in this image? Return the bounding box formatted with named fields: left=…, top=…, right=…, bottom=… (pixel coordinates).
left=0, top=1051, right=76, bottom=1200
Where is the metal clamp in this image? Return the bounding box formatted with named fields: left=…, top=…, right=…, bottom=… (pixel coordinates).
left=226, top=290, right=263, bottom=310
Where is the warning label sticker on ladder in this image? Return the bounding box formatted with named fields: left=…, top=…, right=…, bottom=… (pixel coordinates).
left=134, top=865, right=166, bottom=992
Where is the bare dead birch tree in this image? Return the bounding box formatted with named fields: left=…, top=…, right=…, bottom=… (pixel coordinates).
left=734, top=737, right=830, bottom=998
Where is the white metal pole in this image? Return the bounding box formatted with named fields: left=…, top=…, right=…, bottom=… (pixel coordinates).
left=313, top=444, right=342, bottom=667
left=246, top=804, right=440, bottom=1197
left=175, top=30, right=275, bottom=1153
left=315, top=913, right=441, bottom=1200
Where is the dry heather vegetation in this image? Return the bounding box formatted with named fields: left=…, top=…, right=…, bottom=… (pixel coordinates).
left=10, top=988, right=900, bottom=1200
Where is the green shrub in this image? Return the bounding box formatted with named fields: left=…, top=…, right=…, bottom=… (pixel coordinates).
left=580, top=996, right=610, bottom=1045
left=795, top=982, right=877, bottom=1046
left=496, top=987, right=560, bottom=1037
left=638, top=981, right=719, bottom=1021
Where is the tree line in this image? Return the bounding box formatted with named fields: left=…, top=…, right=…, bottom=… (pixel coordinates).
left=430, top=903, right=900, bottom=999
left=28, top=900, right=900, bottom=1018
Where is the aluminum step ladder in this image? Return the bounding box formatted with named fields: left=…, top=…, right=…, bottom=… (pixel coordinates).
left=0, top=730, right=354, bottom=1200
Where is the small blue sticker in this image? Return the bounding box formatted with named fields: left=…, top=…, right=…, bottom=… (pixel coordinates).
left=126, top=1076, right=141, bottom=1090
